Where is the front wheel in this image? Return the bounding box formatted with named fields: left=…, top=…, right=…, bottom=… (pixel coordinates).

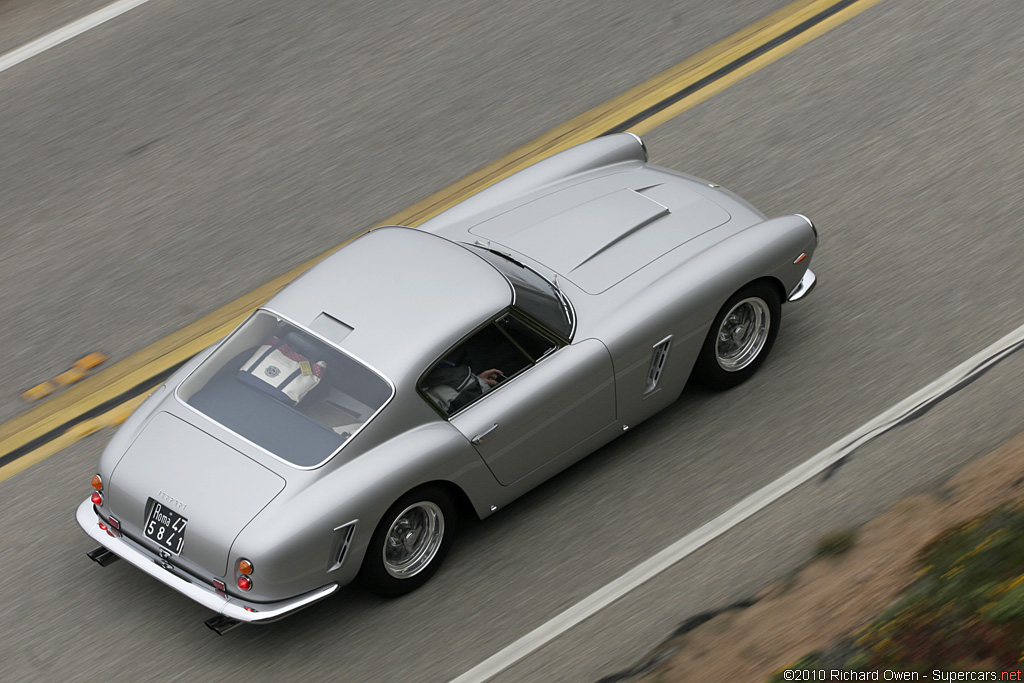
left=692, top=282, right=781, bottom=390
left=358, top=486, right=457, bottom=598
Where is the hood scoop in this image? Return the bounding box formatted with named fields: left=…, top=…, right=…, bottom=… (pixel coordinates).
left=471, top=180, right=731, bottom=294
left=497, top=188, right=669, bottom=275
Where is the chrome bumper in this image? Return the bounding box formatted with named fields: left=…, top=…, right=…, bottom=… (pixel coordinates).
left=77, top=498, right=337, bottom=624
left=787, top=268, right=816, bottom=302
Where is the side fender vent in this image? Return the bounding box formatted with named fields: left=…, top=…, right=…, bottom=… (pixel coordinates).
left=644, top=336, right=672, bottom=394
left=329, top=520, right=358, bottom=572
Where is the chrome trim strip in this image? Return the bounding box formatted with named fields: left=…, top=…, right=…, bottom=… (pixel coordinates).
left=78, top=498, right=338, bottom=623
left=623, top=131, right=648, bottom=161
left=552, top=277, right=578, bottom=342
left=787, top=269, right=817, bottom=302
left=173, top=307, right=397, bottom=471
left=795, top=213, right=817, bottom=241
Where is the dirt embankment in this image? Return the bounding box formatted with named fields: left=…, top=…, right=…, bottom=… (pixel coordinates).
left=629, top=431, right=1024, bottom=682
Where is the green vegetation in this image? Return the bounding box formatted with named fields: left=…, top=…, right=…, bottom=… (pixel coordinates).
left=771, top=503, right=1024, bottom=679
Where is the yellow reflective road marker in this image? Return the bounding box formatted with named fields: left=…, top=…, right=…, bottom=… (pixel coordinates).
left=21, top=382, right=56, bottom=403
left=21, top=352, right=109, bottom=401
left=0, top=0, right=886, bottom=483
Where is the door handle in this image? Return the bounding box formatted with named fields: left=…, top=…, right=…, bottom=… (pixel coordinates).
left=471, top=423, right=499, bottom=445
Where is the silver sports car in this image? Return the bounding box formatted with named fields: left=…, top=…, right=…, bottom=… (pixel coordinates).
left=78, top=133, right=816, bottom=633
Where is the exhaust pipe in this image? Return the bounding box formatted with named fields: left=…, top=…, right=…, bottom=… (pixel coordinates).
left=86, top=546, right=120, bottom=567
left=205, top=615, right=243, bottom=635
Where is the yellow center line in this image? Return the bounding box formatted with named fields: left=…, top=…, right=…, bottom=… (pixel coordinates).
left=0, top=394, right=147, bottom=481
left=0, top=0, right=886, bottom=483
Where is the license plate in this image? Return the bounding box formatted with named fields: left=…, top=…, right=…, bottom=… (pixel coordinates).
left=144, top=499, right=188, bottom=555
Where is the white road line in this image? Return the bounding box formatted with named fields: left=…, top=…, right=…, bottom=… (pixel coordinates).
left=0, top=0, right=153, bottom=75
left=450, top=322, right=1024, bottom=683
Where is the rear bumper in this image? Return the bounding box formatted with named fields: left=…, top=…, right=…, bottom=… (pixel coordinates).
left=77, top=498, right=337, bottom=624
left=787, top=268, right=817, bottom=302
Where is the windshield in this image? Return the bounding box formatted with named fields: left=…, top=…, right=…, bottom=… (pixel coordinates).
left=466, top=245, right=574, bottom=339
left=177, top=310, right=392, bottom=468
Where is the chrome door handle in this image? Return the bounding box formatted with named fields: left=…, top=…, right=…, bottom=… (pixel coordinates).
left=471, top=423, right=499, bottom=445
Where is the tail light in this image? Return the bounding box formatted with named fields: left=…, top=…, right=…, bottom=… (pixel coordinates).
left=90, top=474, right=104, bottom=505
left=236, top=558, right=254, bottom=591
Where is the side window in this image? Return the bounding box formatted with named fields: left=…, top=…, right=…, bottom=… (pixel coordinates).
left=421, top=312, right=558, bottom=416
left=496, top=314, right=556, bottom=361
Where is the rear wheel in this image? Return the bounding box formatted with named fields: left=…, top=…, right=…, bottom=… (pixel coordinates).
left=358, top=486, right=457, bottom=598
left=692, top=282, right=781, bottom=390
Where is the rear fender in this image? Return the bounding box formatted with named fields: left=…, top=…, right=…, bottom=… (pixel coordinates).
left=228, top=421, right=501, bottom=599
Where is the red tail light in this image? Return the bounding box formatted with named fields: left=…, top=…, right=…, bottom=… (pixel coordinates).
left=91, top=491, right=103, bottom=505
left=237, top=575, right=252, bottom=591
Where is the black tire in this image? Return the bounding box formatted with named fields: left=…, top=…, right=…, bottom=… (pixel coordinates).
left=357, top=485, right=457, bottom=598
left=692, top=282, right=781, bottom=390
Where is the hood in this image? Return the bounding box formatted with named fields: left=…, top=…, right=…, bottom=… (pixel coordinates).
left=107, top=411, right=286, bottom=576
left=469, top=179, right=730, bottom=294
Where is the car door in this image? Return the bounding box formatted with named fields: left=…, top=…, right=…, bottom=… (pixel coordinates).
left=423, top=312, right=616, bottom=486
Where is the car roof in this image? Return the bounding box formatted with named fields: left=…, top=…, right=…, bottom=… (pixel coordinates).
left=264, top=226, right=512, bottom=383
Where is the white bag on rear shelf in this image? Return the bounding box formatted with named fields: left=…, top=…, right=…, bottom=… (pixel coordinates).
left=238, top=336, right=326, bottom=405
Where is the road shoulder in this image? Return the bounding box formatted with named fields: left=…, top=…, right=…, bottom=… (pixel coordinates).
left=622, top=429, right=1024, bottom=681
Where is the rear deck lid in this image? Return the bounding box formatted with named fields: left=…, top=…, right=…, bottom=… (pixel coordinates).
left=108, top=411, right=286, bottom=576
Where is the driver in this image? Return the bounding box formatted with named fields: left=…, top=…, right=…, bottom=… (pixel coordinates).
left=424, top=364, right=503, bottom=413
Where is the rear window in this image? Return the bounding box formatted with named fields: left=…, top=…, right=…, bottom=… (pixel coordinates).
left=176, top=310, right=392, bottom=468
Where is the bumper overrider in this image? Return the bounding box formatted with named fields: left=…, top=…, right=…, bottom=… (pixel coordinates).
left=787, top=268, right=816, bottom=302
left=77, top=499, right=337, bottom=630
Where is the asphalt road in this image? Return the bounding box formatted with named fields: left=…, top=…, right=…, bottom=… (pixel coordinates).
left=0, top=0, right=788, bottom=423
left=2, top=0, right=1024, bottom=681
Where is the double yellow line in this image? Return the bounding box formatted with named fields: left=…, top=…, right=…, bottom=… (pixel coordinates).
left=0, top=0, right=884, bottom=483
